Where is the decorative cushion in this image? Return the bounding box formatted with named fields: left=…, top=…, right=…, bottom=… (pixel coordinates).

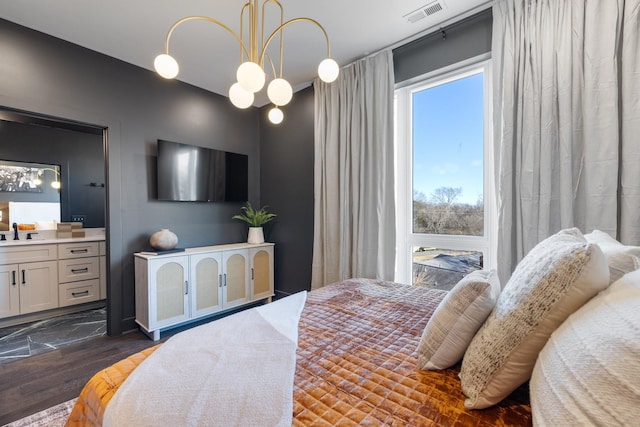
left=584, top=229, right=640, bottom=283
left=530, top=269, right=640, bottom=426
left=417, top=269, right=500, bottom=370
left=459, top=228, right=610, bottom=409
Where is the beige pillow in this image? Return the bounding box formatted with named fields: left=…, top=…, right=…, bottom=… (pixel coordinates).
left=531, top=269, right=640, bottom=426
left=459, top=228, right=609, bottom=409
left=584, top=229, right=640, bottom=283
left=417, top=269, right=500, bottom=370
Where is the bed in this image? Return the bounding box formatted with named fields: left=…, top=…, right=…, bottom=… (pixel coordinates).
left=65, top=278, right=531, bottom=426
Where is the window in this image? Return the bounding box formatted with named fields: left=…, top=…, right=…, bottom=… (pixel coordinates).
left=395, top=57, right=495, bottom=287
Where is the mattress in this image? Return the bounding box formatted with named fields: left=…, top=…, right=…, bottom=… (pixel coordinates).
left=66, top=278, right=531, bottom=426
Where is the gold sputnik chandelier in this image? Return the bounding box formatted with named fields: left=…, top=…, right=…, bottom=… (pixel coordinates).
left=154, top=0, right=340, bottom=124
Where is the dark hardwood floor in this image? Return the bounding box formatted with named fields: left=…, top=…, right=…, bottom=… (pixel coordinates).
left=0, top=330, right=165, bottom=425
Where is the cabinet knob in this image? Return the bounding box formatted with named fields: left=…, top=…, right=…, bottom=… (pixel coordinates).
left=219, top=274, right=222, bottom=288
left=185, top=280, right=189, bottom=295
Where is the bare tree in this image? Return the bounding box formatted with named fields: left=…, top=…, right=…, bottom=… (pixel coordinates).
left=413, top=186, right=483, bottom=236
left=429, top=187, right=462, bottom=206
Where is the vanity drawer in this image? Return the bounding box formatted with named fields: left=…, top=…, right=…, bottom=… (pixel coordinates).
left=59, top=279, right=100, bottom=307
left=0, top=244, right=57, bottom=264
left=58, top=242, right=99, bottom=259
left=58, top=257, right=99, bottom=283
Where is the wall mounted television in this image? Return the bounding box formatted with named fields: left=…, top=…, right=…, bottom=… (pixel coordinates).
left=157, top=139, right=248, bottom=202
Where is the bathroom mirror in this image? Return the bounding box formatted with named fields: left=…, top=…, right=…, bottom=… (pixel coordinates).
left=0, top=160, right=61, bottom=231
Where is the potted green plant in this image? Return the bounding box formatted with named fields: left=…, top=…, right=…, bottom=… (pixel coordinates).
left=232, top=202, right=276, bottom=244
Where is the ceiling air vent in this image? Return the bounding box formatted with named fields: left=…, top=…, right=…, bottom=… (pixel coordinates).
left=403, top=0, right=447, bottom=24
left=424, top=2, right=444, bottom=16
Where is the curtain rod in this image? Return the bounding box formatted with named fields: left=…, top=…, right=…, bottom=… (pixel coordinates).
left=302, top=1, right=493, bottom=92
left=362, top=1, right=493, bottom=60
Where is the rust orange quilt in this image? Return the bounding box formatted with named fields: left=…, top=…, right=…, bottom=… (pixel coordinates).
left=67, top=279, right=531, bottom=426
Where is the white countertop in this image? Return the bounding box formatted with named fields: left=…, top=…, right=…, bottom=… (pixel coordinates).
left=0, top=228, right=105, bottom=247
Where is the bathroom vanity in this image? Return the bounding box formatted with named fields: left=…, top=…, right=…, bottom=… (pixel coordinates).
left=0, top=229, right=106, bottom=327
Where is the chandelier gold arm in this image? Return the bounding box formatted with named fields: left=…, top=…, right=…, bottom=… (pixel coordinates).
left=240, top=3, right=250, bottom=62
left=265, top=54, right=278, bottom=79
left=261, top=0, right=284, bottom=78
left=163, top=16, right=251, bottom=63
left=259, top=17, right=332, bottom=71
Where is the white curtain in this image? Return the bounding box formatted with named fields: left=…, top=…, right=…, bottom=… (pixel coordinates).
left=620, top=1, right=640, bottom=246
left=311, top=50, right=395, bottom=289
left=492, top=0, right=640, bottom=281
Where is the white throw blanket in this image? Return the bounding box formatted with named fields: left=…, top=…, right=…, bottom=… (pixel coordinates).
left=103, top=291, right=307, bottom=427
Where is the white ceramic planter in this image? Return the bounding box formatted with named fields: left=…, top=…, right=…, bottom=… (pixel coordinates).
left=247, top=227, right=264, bottom=244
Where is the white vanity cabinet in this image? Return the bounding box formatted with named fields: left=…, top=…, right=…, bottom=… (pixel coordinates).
left=0, top=236, right=106, bottom=325
left=135, top=243, right=274, bottom=340
left=57, top=242, right=101, bottom=307
left=0, top=245, right=58, bottom=317
left=0, top=264, right=19, bottom=318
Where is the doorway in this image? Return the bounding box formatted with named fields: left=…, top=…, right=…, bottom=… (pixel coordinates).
left=0, top=107, right=108, bottom=361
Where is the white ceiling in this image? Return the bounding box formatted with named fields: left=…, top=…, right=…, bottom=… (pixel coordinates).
left=0, top=0, right=492, bottom=106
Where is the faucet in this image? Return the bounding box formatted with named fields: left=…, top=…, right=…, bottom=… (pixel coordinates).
left=12, top=222, right=18, bottom=240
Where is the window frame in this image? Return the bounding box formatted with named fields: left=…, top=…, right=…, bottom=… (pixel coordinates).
left=394, top=54, right=496, bottom=285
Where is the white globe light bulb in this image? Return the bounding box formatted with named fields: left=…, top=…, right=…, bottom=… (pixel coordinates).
left=268, top=107, right=284, bottom=124
left=267, top=78, right=293, bottom=106
left=236, top=62, right=266, bottom=93
left=51, top=181, right=61, bottom=189
left=318, top=58, right=339, bottom=83
left=229, top=83, right=254, bottom=109
left=154, top=54, right=179, bottom=79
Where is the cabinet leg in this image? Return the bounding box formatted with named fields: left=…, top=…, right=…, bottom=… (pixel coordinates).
left=139, top=326, right=161, bottom=341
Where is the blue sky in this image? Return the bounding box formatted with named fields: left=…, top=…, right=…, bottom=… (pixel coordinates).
left=412, top=72, right=484, bottom=205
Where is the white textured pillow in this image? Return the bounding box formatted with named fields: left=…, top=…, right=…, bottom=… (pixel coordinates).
left=417, top=269, right=500, bottom=371
left=531, top=269, right=640, bottom=426
left=459, top=228, right=610, bottom=409
left=584, top=229, right=640, bottom=283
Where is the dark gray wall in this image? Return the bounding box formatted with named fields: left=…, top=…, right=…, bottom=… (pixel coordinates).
left=0, top=18, right=260, bottom=335
left=0, top=118, right=105, bottom=227
left=393, top=8, right=492, bottom=83
left=259, top=87, right=315, bottom=297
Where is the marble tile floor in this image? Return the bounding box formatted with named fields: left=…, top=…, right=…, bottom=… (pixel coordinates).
left=0, top=307, right=106, bottom=364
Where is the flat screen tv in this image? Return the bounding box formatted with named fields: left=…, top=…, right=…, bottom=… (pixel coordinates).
left=157, top=139, right=248, bottom=202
